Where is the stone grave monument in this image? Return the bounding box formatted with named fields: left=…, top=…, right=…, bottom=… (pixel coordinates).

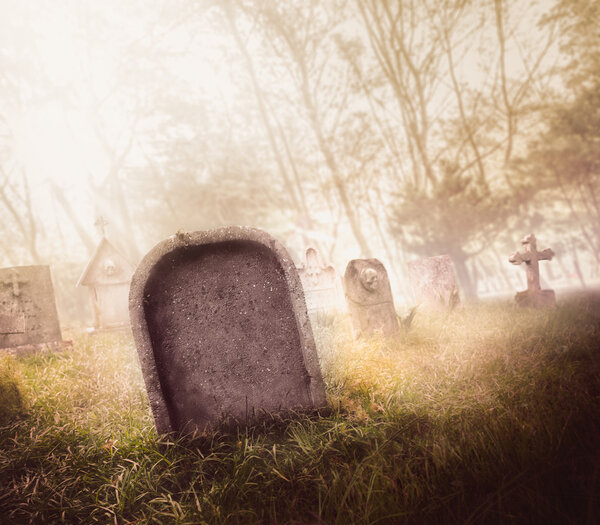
left=343, top=258, right=399, bottom=338
left=508, top=233, right=556, bottom=308
left=129, top=227, right=327, bottom=434
left=297, top=247, right=344, bottom=314
left=77, top=235, right=134, bottom=331
left=407, top=255, right=460, bottom=309
left=0, top=265, right=63, bottom=354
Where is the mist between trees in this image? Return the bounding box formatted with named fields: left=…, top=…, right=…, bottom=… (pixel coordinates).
left=0, top=0, right=598, bottom=323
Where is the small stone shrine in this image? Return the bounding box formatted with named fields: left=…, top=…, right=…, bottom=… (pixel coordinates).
left=77, top=235, right=135, bottom=331
left=297, top=247, right=344, bottom=314
left=508, top=233, right=556, bottom=308
left=0, top=265, right=63, bottom=353
left=407, top=255, right=460, bottom=309
left=129, top=227, right=327, bottom=434
left=343, top=258, right=399, bottom=338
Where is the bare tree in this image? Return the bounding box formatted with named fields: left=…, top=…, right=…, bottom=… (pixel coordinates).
left=238, top=0, right=374, bottom=257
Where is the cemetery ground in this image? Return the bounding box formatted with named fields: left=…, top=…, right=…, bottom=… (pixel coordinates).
left=1, top=294, right=600, bottom=524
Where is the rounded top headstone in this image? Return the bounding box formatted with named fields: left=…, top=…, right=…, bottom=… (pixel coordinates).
left=129, top=226, right=327, bottom=434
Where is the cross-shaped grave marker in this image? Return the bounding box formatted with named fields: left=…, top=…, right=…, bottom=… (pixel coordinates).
left=508, top=234, right=556, bottom=307
left=1, top=268, right=27, bottom=297
left=95, top=216, right=108, bottom=237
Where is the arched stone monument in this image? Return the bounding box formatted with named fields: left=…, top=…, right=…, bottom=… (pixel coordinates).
left=129, top=227, right=326, bottom=433
left=343, top=258, right=399, bottom=338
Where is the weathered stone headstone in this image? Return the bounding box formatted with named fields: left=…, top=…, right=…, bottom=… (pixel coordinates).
left=0, top=312, right=25, bottom=335
left=0, top=265, right=63, bottom=352
left=508, top=233, right=556, bottom=308
left=406, top=255, right=460, bottom=309
left=297, top=247, right=344, bottom=314
left=77, top=236, right=134, bottom=331
left=343, top=259, right=399, bottom=338
left=129, top=227, right=326, bottom=434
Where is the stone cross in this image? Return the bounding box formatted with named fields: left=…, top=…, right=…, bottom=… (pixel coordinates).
left=1, top=268, right=27, bottom=297
left=508, top=234, right=554, bottom=292
left=95, top=216, right=108, bottom=237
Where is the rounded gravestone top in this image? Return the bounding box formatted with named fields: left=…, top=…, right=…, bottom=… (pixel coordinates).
left=129, top=227, right=326, bottom=434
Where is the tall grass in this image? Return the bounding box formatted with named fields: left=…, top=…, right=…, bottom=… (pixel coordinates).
left=1, top=293, right=599, bottom=524
left=0, top=357, right=24, bottom=426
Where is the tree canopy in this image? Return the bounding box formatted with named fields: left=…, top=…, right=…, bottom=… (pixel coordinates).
left=0, top=0, right=597, bottom=317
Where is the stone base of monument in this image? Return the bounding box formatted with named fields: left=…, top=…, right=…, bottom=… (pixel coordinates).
left=0, top=340, right=72, bottom=357
left=514, top=289, right=556, bottom=308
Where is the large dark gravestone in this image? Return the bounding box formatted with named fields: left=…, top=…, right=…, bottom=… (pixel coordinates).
left=0, top=265, right=63, bottom=353
left=129, top=227, right=327, bottom=434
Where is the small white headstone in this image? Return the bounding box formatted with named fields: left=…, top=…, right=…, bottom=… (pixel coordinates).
left=77, top=236, right=134, bottom=330
left=297, top=247, right=344, bottom=314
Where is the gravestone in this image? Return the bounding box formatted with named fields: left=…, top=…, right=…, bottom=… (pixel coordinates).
left=407, top=255, right=460, bottom=309
left=77, top=236, right=134, bottom=331
left=508, top=233, right=556, bottom=308
left=129, top=227, right=326, bottom=434
left=343, top=258, right=399, bottom=338
left=297, top=247, right=344, bottom=314
left=0, top=265, right=63, bottom=353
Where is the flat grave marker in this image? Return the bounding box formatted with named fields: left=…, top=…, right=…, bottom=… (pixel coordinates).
left=0, top=265, right=63, bottom=353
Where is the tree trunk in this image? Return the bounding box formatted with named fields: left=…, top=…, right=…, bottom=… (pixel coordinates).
left=571, top=244, right=586, bottom=288
left=450, top=250, right=476, bottom=299
left=225, top=6, right=305, bottom=219
left=50, top=181, right=95, bottom=255
left=295, top=42, right=372, bottom=257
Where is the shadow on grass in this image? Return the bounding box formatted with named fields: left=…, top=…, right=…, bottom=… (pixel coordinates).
left=0, top=359, right=25, bottom=426
left=0, top=292, right=599, bottom=523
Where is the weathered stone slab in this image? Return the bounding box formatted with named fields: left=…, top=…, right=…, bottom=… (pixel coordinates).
left=407, top=255, right=460, bottom=310
left=129, top=227, right=327, bottom=434
left=343, top=258, right=399, bottom=338
left=297, top=247, right=344, bottom=314
left=0, top=312, right=25, bottom=334
left=0, top=265, right=62, bottom=350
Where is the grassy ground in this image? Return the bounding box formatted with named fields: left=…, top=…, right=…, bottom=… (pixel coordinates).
left=1, top=293, right=600, bottom=524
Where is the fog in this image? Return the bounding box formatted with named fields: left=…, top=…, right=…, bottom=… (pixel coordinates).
left=0, top=0, right=598, bottom=323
